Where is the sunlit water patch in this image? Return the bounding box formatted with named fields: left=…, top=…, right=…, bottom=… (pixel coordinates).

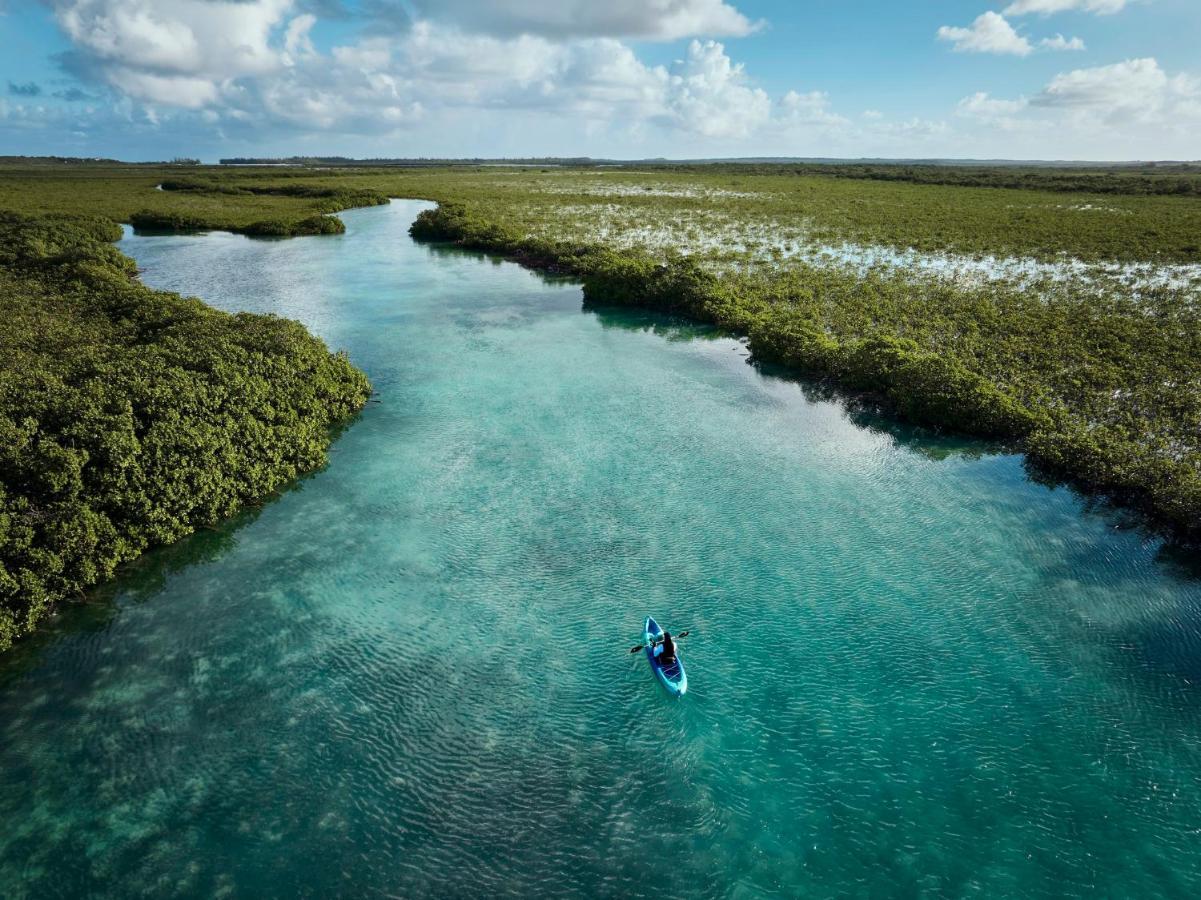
left=1, top=201, right=1199, bottom=897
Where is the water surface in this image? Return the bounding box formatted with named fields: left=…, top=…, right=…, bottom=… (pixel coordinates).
left=2, top=201, right=1200, bottom=897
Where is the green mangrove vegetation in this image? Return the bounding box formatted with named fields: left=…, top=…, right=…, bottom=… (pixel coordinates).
left=0, top=164, right=388, bottom=238
left=134, top=179, right=387, bottom=236
left=0, top=207, right=371, bottom=652
left=6, top=162, right=1201, bottom=262
left=650, top=162, right=1201, bottom=198
left=1, top=158, right=1199, bottom=652
left=128, top=208, right=348, bottom=237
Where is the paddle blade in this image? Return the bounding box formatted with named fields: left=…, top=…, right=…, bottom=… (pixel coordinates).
left=629, top=645, right=644, bottom=654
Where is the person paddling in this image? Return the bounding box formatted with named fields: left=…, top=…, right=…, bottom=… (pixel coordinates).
left=654, top=631, right=677, bottom=666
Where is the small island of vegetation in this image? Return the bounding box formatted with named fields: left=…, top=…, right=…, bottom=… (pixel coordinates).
left=0, top=203, right=371, bottom=652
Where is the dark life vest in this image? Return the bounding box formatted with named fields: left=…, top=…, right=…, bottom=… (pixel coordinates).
left=660, top=634, right=676, bottom=664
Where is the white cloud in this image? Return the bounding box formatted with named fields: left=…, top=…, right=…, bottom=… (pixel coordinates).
left=1005, top=0, right=1129, bottom=15
left=958, top=92, right=1029, bottom=118
left=662, top=40, right=770, bottom=138
left=33, top=0, right=1194, bottom=162
left=284, top=13, right=317, bottom=58
left=955, top=58, right=1201, bottom=155
left=1040, top=33, right=1086, bottom=50
left=937, top=12, right=1032, bottom=56
left=104, top=69, right=220, bottom=108
left=409, top=0, right=758, bottom=40
left=54, top=0, right=294, bottom=77
left=955, top=92, right=1035, bottom=132
left=24, top=1, right=948, bottom=158
left=382, top=24, right=664, bottom=119
left=873, top=117, right=953, bottom=141
left=778, top=90, right=850, bottom=130
left=1032, top=57, right=1197, bottom=118
left=331, top=38, right=393, bottom=72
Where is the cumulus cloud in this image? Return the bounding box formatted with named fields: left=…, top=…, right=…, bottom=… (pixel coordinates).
left=283, top=13, right=317, bottom=57
left=662, top=40, right=770, bottom=138
left=777, top=90, right=851, bottom=130
left=1005, top=0, right=1129, bottom=15
left=44, top=0, right=750, bottom=134
left=1032, top=57, right=1197, bottom=118
left=958, top=92, right=1029, bottom=118
left=47, top=0, right=305, bottom=109
left=955, top=92, right=1035, bottom=132
left=956, top=58, right=1201, bottom=151
left=15, top=0, right=908, bottom=150
left=47, top=0, right=1169, bottom=160
left=937, top=12, right=1032, bottom=56
left=43, top=0, right=418, bottom=126
left=409, top=0, right=759, bottom=40
left=105, top=69, right=219, bottom=108
left=1040, top=34, right=1086, bottom=50
left=53, top=0, right=294, bottom=78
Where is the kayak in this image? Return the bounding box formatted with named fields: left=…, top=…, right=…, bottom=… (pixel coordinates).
left=644, top=616, right=688, bottom=697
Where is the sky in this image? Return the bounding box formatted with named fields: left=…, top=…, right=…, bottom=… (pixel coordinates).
left=1, top=0, right=1199, bottom=161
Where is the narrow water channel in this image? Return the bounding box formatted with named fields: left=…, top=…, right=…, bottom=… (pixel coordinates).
left=1, top=200, right=1198, bottom=897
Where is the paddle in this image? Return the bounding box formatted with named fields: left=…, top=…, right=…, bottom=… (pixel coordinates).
left=629, top=630, right=689, bottom=653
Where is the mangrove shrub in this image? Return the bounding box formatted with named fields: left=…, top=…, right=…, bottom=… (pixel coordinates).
left=0, top=211, right=372, bottom=651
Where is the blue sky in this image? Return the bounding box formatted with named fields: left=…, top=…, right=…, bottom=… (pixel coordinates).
left=2, top=0, right=1199, bottom=161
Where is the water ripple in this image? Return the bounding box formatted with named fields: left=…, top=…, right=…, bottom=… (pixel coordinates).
left=0, top=202, right=1197, bottom=898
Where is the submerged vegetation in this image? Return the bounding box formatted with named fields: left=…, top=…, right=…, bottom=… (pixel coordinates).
left=0, top=158, right=1198, bottom=650
left=0, top=208, right=371, bottom=651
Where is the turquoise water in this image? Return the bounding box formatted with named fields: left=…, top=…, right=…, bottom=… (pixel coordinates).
left=2, top=200, right=1201, bottom=898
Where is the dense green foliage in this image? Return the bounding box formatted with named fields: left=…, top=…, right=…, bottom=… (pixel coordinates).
left=0, top=211, right=371, bottom=651
left=132, top=179, right=386, bottom=235
left=130, top=208, right=346, bottom=236
left=0, top=166, right=387, bottom=238
left=159, top=176, right=388, bottom=209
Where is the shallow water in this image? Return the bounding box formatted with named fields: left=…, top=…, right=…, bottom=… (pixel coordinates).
left=2, top=200, right=1200, bottom=897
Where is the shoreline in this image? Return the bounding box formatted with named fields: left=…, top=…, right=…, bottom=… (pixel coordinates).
left=405, top=200, right=1200, bottom=548
left=0, top=209, right=372, bottom=653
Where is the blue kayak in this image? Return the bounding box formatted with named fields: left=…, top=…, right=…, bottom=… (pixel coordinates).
left=644, top=616, right=688, bottom=697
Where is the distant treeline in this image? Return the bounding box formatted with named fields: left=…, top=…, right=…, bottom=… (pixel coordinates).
left=647, top=163, right=1201, bottom=197
left=0, top=156, right=200, bottom=166
left=219, top=156, right=593, bottom=167
left=0, top=210, right=371, bottom=651
left=158, top=177, right=388, bottom=204
left=215, top=156, right=1201, bottom=196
